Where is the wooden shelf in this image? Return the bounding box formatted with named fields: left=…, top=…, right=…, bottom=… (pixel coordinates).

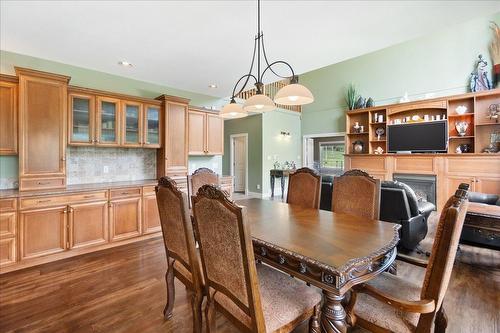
left=447, top=113, right=474, bottom=118
left=370, top=122, right=386, bottom=125
left=347, top=132, right=369, bottom=135
left=370, top=140, right=387, bottom=142
left=476, top=122, right=499, bottom=126
left=449, top=136, right=474, bottom=139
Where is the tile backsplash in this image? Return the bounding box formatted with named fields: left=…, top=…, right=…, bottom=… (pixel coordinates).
left=67, top=146, right=156, bottom=185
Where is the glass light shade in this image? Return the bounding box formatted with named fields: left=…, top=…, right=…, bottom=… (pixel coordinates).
left=243, top=94, right=276, bottom=113
left=274, top=83, right=314, bottom=106
left=220, top=102, right=248, bottom=119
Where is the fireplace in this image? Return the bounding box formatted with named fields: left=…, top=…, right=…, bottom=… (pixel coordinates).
left=393, top=173, right=437, bottom=208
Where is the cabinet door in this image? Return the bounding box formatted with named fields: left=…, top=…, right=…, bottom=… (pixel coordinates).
left=188, top=110, right=206, bottom=155
left=475, top=177, right=500, bottom=195
left=445, top=176, right=475, bottom=199
left=69, top=93, right=95, bottom=145
left=18, top=72, right=67, bottom=190
left=143, top=195, right=161, bottom=234
left=0, top=80, right=18, bottom=155
left=109, top=197, right=142, bottom=241
left=206, top=114, right=224, bottom=155
left=19, top=206, right=68, bottom=260
left=69, top=201, right=108, bottom=249
left=0, top=238, right=16, bottom=267
left=0, top=211, right=16, bottom=238
left=122, top=101, right=142, bottom=147
left=165, top=102, right=188, bottom=175
left=144, top=105, right=161, bottom=148
left=96, top=96, right=120, bottom=146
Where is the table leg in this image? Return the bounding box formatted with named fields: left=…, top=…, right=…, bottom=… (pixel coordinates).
left=270, top=175, right=275, bottom=197
left=281, top=176, right=285, bottom=199
left=321, top=291, right=348, bottom=333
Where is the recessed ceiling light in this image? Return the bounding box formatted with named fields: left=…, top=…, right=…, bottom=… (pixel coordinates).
left=118, top=61, right=133, bottom=67
left=208, top=84, right=218, bottom=88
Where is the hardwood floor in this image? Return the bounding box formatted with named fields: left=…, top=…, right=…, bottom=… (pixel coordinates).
left=0, top=212, right=498, bottom=333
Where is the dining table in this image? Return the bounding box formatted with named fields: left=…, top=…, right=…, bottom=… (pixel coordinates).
left=235, top=198, right=400, bottom=333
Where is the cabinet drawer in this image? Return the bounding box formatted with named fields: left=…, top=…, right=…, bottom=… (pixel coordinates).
left=0, top=212, right=16, bottom=238
left=349, top=157, right=387, bottom=172
left=20, top=177, right=65, bottom=191
left=20, top=191, right=108, bottom=210
left=446, top=157, right=500, bottom=175
left=142, top=186, right=156, bottom=195
left=110, top=187, right=142, bottom=199
left=0, top=198, right=17, bottom=212
left=394, top=157, right=435, bottom=173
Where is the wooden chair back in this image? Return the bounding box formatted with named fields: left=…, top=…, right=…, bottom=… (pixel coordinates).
left=286, top=167, right=321, bottom=209
left=155, top=177, right=202, bottom=289
left=188, top=167, right=219, bottom=202
left=417, top=184, right=469, bottom=332
left=332, top=169, right=381, bottom=220
left=192, top=185, right=266, bottom=332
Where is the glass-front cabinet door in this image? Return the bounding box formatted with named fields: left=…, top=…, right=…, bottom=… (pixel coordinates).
left=144, top=104, right=161, bottom=148
left=69, top=93, right=95, bottom=145
left=122, top=101, right=142, bottom=147
left=96, top=96, right=120, bottom=146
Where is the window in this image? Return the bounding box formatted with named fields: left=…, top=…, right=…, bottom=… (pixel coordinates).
left=319, top=142, right=344, bottom=171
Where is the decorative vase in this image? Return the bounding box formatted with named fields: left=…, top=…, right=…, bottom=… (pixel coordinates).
left=455, top=121, right=468, bottom=136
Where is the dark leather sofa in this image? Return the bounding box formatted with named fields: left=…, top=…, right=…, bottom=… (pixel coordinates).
left=459, top=192, right=499, bottom=249
left=379, top=180, right=435, bottom=250
left=320, top=175, right=334, bottom=211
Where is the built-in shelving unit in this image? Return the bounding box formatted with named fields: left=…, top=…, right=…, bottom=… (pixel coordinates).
left=345, top=89, right=500, bottom=155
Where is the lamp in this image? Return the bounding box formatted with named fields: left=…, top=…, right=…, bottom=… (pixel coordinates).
left=221, top=0, right=313, bottom=115
left=274, top=77, right=314, bottom=106
left=220, top=98, right=247, bottom=119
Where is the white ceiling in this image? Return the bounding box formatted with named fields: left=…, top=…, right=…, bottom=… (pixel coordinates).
left=1, top=1, right=499, bottom=98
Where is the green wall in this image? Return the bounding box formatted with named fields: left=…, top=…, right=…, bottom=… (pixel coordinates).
left=222, top=114, right=263, bottom=193
left=0, top=50, right=226, bottom=188
left=300, top=12, right=500, bottom=135
left=261, top=110, right=302, bottom=196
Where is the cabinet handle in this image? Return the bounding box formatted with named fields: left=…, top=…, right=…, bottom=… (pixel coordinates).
left=83, top=195, right=95, bottom=199
left=38, top=181, right=50, bottom=185
left=63, top=210, right=67, bottom=214
left=37, top=199, right=52, bottom=203
left=121, top=192, right=130, bottom=195
left=61, top=157, right=66, bottom=161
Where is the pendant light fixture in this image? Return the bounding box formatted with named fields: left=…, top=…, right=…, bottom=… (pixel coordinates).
left=222, top=0, right=314, bottom=117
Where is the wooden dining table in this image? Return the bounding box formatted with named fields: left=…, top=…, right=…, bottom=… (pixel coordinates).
left=236, top=198, right=400, bottom=333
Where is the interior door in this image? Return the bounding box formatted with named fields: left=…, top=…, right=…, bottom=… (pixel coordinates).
left=233, top=136, right=246, bottom=193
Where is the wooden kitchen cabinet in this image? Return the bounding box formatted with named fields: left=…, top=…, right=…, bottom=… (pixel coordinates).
left=121, top=100, right=143, bottom=147
left=0, top=76, right=18, bottom=155
left=68, top=93, right=95, bottom=145
left=68, top=200, right=108, bottom=249
left=142, top=188, right=161, bottom=234
left=16, top=67, right=69, bottom=191
left=96, top=96, right=120, bottom=147
left=157, top=95, right=190, bottom=177
left=188, top=108, right=224, bottom=155
left=475, top=177, right=500, bottom=195
left=19, top=206, right=68, bottom=260
left=109, top=196, right=142, bottom=242
left=0, top=198, right=17, bottom=268
left=143, top=104, right=161, bottom=148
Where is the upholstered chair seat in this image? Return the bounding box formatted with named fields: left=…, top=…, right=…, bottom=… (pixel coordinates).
left=172, top=253, right=205, bottom=286
left=354, top=272, right=421, bottom=333
left=214, top=264, right=322, bottom=333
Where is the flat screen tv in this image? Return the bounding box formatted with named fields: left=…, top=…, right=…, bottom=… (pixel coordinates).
left=387, top=120, right=448, bottom=153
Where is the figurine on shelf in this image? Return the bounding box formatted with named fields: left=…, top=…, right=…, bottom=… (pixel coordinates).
left=374, top=146, right=384, bottom=154
left=470, top=55, right=492, bottom=92
left=455, top=121, right=469, bottom=136
left=375, top=127, right=385, bottom=140
left=353, top=122, right=361, bottom=133
left=488, top=103, right=499, bottom=122
left=455, top=105, right=468, bottom=115
left=455, top=146, right=462, bottom=154
left=483, top=132, right=499, bottom=153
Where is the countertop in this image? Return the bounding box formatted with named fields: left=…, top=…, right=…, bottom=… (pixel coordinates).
left=0, top=179, right=159, bottom=199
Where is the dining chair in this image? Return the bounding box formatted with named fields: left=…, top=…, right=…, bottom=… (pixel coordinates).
left=286, top=167, right=321, bottom=209
left=188, top=167, right=219, bottom=204
left=347, top=184, right=470, bottom=333
left=192, top=184, right=322, bottom=333
left=332, top=169, right=381, bottom=219
left=155, top=177, right=204, bottom=333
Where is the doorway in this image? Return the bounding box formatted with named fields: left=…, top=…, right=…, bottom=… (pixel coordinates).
left=230, top=133, right=248, bottom=194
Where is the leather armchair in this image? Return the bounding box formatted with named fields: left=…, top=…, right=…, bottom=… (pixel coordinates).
left=468, top=192, right=500, bottom=206
left=320, top=175, right=334, bottom=211
left=380, top=180, right=435, bottom=250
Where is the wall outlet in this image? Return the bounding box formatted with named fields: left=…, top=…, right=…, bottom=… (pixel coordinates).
left=257, top=184, right=260, bottom=190
left=103, top=166, right=109, bottom=174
